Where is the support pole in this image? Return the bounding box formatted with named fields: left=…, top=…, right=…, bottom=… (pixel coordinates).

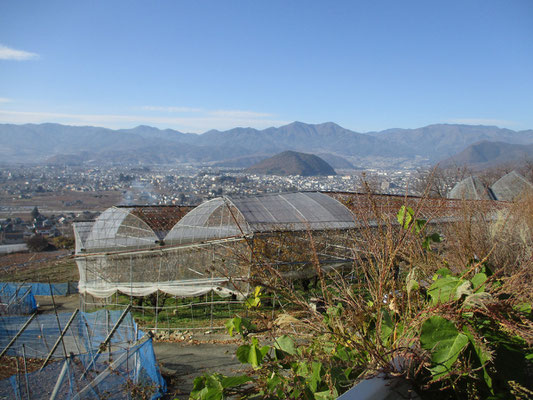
left=48, top=280, right=68, bottom=360
left=73, top=333, right=150, bottom=400
left=81, top=304, right=131, bottom=379
left=22, top=344, right=30, bottom=400
left=49, top=356, right=70, bottom=400
left=0, top=312, right=37, bottom=359
left=40, top=309, right=79, bottom=371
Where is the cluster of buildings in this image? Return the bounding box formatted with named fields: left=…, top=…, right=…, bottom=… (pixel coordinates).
left=0, top=164, right=418, bottom=208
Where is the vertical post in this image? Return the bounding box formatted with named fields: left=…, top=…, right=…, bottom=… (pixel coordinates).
left=210, top=271, right=214, bottom=330
left=15, top=356, right=22, bottom=400
left=21, top=345, right=30, bottom=400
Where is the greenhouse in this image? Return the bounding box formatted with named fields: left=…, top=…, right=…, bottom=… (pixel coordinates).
left=73, top=193, right=357, bottom=326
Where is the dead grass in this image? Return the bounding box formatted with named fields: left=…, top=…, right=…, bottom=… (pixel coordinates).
left=0, top=250, right=78, bottom=282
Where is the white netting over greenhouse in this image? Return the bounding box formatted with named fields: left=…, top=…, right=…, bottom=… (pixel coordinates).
left=74, top=193, right=357, bottom=304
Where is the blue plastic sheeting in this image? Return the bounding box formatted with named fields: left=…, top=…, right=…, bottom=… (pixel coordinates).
left=0, top=282, right=78, bottom=296
left=0, top=283, right=37, bottom=315
left=0, top=310, right=166, bottom=399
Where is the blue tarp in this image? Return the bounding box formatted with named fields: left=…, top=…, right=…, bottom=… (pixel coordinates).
left=0, top=282, right=78, bottom=296
left=0, top=283, right=37, bottom=315
left=0, top=310, right=166, bottom=399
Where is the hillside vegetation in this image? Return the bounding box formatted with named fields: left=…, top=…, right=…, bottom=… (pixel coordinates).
left=245, top=151, right=336, bottom=176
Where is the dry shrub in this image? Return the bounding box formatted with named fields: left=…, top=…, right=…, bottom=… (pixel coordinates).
left=442, top=196, right=532, bottom=273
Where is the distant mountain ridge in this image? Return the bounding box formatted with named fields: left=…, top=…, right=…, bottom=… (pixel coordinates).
left=0, top=122, right=532, bottom=167
left=245, top=151, right=336, bottom=176
left=439, top=141, right=533, bottom=169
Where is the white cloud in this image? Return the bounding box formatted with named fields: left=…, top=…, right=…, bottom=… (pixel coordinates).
left=0, top=109, right=289, bottom=133
left=141, top=105, right=203, bottom=113
left=0, top=98, right=12, bottom=103
left=0, top=45, right=39, bottom=60
left=448, top=118, right=516, bottom=127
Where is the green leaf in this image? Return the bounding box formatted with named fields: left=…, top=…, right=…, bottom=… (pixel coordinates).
left=236, top=339, right=269, bottom=368
left=225, top=315, right=255, bottom=337
left=423, top=232, right=442, bottom=250
left=274, top=335, right=297, bottom=355
left=190, top=374, right=224, bottom=400
left=515, top=302, right=532, bottom=314
left=414, top=218, right=426, bottom=234
left=309, top=361, right=323, bottom=392
left=397, top=205, right=414, bottom=230
left=266, top=373, right=282, bottom=393
left=420, top=316, right=469, bottom=379
left=220, top=375, right=252, bottom=388
left=463, top=327, right=493, bottom=393
left=225, top=316, right=241, bottom=337
left=314, top=388, right=338, bottom=400
left=380, top=309, right=394, bottom=345
left=406, top=268, right=419, bottom=294
left=434, top=267, right=451, bottom=278
left=471, top=272, right=487, bottom=293
left=428, top=276, right=469, bottom=304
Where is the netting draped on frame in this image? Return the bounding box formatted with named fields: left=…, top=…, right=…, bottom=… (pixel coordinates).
left=0, top=283, right=37, bottom=315
left=74, top=192, right=357, bottom=301
left=80, top=207, right=159, bottom=253
left=0, top=310, right=166, bottom=399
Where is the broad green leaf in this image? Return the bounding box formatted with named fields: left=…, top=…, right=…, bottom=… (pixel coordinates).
left=434, top=267, right=451, bottom=279
left=190, top=374, right=224, bottom=400
left=420, top=316, right=469, bottom=379
left=428, top=276, right=467, bottom=304
left=225, top=316, right=241, bottom=337
left=221, top=375, right=252, bottom=388
left=236, top=342, right=266, bottom=368
left=309, top=361, right=322, bottom=392
left=274, top=335, right=297, bottom=355
left=414, top=218, right=426, bottom=234
left=225, top=315, right=254, bottom=337
left=471, top=272, right=487, bottom=293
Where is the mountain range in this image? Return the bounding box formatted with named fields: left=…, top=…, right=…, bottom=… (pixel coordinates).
left=0, top=122, right=532, bottom=168
left=440, top=141, right=533, bottom=169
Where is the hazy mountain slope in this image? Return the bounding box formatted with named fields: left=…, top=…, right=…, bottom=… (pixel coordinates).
left=316, top=153, right=355, bottom=169
left=439, top=140, right=533, bottom=168
left=1, top=122, right=533, bottom=165
left=245, top=151, right=336, bottom=176
left=369, top=124, right=533, bottom=161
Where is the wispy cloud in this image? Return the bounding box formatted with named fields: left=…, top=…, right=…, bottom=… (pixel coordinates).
left=0, top=98, right=12, bottom=103
left=0, top=45, right=39, bottom=61
left=141, top=105, right=203, bottom=113
left=448, top=118, right=516, bottom=127
left=0, top=109, right=289, bottom=133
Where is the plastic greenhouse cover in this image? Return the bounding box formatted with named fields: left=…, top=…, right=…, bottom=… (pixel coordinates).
left=81, top=207, right=159, bottom=251
left=165, top=192, right=356, bottom=244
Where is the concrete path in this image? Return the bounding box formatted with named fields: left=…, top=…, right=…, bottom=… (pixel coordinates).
left=154, top=340, right=245, bottom=399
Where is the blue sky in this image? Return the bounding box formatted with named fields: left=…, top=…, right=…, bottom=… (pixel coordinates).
left=1, top=1, right=532, bottom=133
